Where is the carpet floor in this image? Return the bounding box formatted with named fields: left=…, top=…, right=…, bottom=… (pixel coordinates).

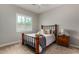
left=0, top=43, right=79, bottom=54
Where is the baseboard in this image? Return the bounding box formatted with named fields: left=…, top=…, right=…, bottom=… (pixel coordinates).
left=70, top=44, right=79, bottom=48
left=0, top=41, right=19, bottom=48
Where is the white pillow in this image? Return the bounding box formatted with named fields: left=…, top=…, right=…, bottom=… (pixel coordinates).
left=44, top=29, right=50, bottom=34
left=40, top=29, right=44, bottom=34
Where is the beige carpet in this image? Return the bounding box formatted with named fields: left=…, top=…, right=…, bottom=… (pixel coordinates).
left=0, top=43, right=79, bottom=54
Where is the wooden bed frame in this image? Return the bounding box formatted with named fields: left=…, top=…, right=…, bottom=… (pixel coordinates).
left=22, top=24, right=58, bottom=54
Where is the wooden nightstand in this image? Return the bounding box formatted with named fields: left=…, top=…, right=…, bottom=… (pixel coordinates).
left=56, top=34, right=70, bottom=47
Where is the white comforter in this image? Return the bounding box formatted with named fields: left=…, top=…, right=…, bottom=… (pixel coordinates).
left=25, top=33, right=55, bottom=46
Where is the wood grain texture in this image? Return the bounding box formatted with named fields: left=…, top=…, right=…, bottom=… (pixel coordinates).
left=56, top=35, right=70, bottom=47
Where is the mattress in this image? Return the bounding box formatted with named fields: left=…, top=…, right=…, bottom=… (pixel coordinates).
left=25, top=33, right=55, bottom=46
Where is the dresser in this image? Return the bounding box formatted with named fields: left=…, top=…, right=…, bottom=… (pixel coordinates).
left=56, top=34, right=70, bottom=47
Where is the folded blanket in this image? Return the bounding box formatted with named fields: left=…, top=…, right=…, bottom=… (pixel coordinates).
left=40, top=35, right=46, bottom=54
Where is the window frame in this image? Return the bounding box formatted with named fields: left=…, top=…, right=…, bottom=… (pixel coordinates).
left=16, top=14, right=32, bottom=25
left=16, top=13, right=32, bottom=32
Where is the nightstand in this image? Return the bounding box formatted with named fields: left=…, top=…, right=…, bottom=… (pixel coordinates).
left=56, top=34, right=70, bottom=47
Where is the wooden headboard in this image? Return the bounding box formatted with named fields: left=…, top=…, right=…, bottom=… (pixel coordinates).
left=41, top=24, right=58, bottom=40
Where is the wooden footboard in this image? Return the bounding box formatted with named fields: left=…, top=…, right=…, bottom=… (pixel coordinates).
left=22, top=33, right=40, bottom=54
left=35, top=35, right=39, bottom=54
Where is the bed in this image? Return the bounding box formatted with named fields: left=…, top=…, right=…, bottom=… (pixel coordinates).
left=22, top=24, right=58, bottom=54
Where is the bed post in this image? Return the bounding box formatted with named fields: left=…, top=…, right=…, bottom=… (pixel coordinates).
left=41, top=25, right=43, bottom=29
left=55, top=24, right=58, bottom=40
left=35, top=35, right=39, bottom=54
left=22, top=33, right=24, bottom=45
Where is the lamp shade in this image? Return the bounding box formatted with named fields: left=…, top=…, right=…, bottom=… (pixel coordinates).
left=61, top=28, right=64, bottom=34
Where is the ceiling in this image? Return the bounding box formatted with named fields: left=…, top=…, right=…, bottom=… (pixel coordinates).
left=16, top=4, right=62, bottom=14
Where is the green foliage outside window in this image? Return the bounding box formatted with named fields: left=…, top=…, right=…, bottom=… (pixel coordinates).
left=17, top=15, right=32, bottom=25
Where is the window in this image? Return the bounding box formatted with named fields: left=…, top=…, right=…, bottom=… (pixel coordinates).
left=16, top=14, right=32, bottom=32
left=17, top=15, right=32, bottom=25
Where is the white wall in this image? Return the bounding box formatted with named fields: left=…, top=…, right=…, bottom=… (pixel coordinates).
left=39, top=5, right=79, bottom=45
left=0, top=4, right=79, bottom=47
left=0, top=5, right=38, bottom=46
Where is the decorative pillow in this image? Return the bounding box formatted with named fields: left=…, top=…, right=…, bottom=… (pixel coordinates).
left=36, top=29, right=44, bottom=35
left=44, top=29, right=50, bottom=34
left=40, top=29, right=44, bottom=34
